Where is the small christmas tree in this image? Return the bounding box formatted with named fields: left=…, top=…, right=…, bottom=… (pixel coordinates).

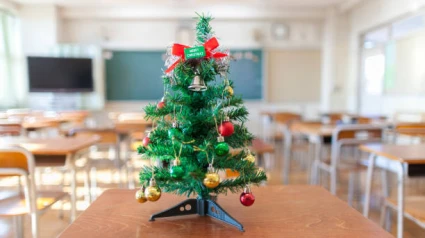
left=135, top=14, right=267, bottom=231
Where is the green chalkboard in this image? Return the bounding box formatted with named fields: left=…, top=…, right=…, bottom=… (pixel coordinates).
left=105, top=50, right=262, bottom=100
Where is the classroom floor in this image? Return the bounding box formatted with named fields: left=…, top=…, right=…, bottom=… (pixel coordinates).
left=1, top=142, right=425, bottom=238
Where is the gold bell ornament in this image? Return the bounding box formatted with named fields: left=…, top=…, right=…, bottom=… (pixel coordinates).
left=188, top=75, right=207, bottom=92
left=243, top=149, right=256, bottom=163
left=203, top=164, right=220, bottom=189
left=144, top=178, right=162, bottom=202
left=224, top=79, right=233, bottom=97
left=135, top=186, right=147, bottom=203
left=225, top=85, right=234, bottom=97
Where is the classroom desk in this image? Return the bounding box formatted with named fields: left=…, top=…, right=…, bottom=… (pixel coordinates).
left=283, top=122, right=336, bottom=184
left=360, top=143, right=425, bottom=238
left=59, top=185, right=391, bottom=238
left=0, top=136, right=100, bottom=221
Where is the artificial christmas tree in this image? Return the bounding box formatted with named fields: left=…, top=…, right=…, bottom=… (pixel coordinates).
left=136, top=14, right=267, bottom=231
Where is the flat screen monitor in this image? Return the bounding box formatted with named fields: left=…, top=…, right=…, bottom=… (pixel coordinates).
left=28, top=57, right=94, bottom=92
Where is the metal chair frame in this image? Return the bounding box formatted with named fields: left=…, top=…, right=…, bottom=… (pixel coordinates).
left=312, top=124, right=386, bottom=200
left=0, top=147, right=39, bottom=238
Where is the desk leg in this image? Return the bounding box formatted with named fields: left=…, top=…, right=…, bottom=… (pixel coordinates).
left=67, top=153, right=77, bottom=222
left=310, top=138, right=322, bottom=185
left=397, top=162, right=405, bottom=238
left=282, top=128, right=292, bottom=184
left=363, top=153, right=376, bottom=218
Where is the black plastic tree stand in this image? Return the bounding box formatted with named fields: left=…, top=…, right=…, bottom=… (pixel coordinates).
left=149, top=198, right=244, bottom=231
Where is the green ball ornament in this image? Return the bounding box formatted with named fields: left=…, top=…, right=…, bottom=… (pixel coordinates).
left=215, top=142, right=229, bottom=156
left=170, top=165, right=184, bottom=179
left=215, top=136, right=229, bottom=156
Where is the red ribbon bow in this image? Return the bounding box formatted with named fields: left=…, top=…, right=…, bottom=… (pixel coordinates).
left=165, top=37, right=228, bottom=74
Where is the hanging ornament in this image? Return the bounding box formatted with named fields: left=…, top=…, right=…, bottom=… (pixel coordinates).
left=225, top=85, right=234, bottom=97
left=219, top=117, right=234, bottom=137
left=214, top=136, right=229, bottom=156
left=170, top=158, right=184, bottom=179
left=243, top=149, right=256, bottom=163
left=157, top=97, right=166, bottom=109
left=240, top=185, right=255, bottom=206
left=188, top=75, right=207, bottom=92
left=144, top=178, right=161, bottom=202
left=142, top=131, right=151, bottom=147
left=135, top=186, right=147, bottom=203
left=168, top=122, right=183, bottom=140
left=203, top=164, right=220, bottom=189
left=223, top=78, right=233, bottom=98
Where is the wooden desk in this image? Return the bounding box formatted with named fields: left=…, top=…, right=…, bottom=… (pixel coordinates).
left=0, top=136, right=100, bottom=221
left=113, top=119, right=152, bottom=133
left=283, top=123, right=336, bottom=184
left=360, top=143, right=425, bottom=238
left=59, top=185, right=391, bottom=238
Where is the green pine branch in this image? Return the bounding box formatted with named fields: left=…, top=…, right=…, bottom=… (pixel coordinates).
left=195, top=13, right=213, bottom=44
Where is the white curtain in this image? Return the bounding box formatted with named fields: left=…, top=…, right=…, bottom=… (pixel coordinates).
left=0, top=10, right=25, bottom=109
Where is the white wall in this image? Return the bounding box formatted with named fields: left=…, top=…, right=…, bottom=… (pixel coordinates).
left=19, top=5, right=59, bottom=55
left=16, top=4, right=326, bottom=134
left=60, top=19, right=322, bottom=50
left=344, top=0, right=425, bottom=115
left=0, top=0, right=18, bottom=13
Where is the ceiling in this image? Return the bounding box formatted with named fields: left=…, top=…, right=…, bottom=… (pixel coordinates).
left=8, top=0, right=360, bottom=9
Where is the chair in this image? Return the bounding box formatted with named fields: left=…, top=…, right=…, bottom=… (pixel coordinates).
left=0, top=124, right=22, bottom=136
left=312, top=124, right=385, bottom=202
left=393, top=123, right=425, bottom=140
left=0, top=147, right=69, bottom=238
left=67, top=128, right=124, bottom=201
left=282, top=120, right=321, bottom=184
left=379, top=123, right=425, bottom=232
left=321, top=112, right=345, bottom=124
left=261, top=111, right=301, bottom=142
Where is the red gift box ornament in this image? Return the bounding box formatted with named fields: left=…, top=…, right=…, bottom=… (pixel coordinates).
left=165, top=37, right=228, bottom=74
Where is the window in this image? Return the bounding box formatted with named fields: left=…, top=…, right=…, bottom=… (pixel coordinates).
left=360, top=11, right=425, bottom=96
left=0, top=10, right=24, bottom=108
left=364, top=54, right=385, bottom=95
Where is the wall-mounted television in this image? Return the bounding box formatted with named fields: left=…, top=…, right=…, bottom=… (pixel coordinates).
left=28, top=57, right=94, bottom=92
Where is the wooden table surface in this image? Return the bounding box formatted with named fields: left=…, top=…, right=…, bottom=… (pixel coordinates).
left=291, top=122, right=336, bottom=137
left=59, top=185, right=391, bottom=238
left=0, top=136, right=100, bottom=155
left=360, top=143, right=425, bottom=164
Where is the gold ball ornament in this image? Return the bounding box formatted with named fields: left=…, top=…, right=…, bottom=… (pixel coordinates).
left=225, top=85, right=234, bottom=97
left=203, top=172, right=220, bottom=189
left=144, top=178, right=162, bottom=202
left=244, top=154, right=256, bottom=163
left=135, top=188, right=147, bottom=203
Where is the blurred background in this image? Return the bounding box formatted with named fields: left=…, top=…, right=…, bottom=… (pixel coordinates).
left=1, top=0, right=425, bottom=237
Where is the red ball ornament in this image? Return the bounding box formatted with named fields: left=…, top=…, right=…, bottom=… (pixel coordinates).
left=219, top=120, right=234, bottom=137
left=240, top=187, right=255, bottom=206
left=157, top=101, right=165, bottom=109
left=157, top=97, right=166, bottom=109
left=142, top=136, right=150, bottom=147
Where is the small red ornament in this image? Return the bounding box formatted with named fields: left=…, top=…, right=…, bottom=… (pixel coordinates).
left=219, top=118, right=234, bottom=137
left=240, top=186, right=255, bottom=207
left=142, top=136, right=150, bottom=147
left=157, top=101, right=165, bottom=109
left=157, top=97, right=166, bottom=109
left=142, top=131, right=151, bottom=147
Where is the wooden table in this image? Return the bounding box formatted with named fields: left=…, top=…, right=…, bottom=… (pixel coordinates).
left=0, top=136, right=100, bottom=221
left=360, top=143, right=425, bottom=238
left=59, top=185, right=391, bottom=238
left=113, top=119, right=152, bottom=133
